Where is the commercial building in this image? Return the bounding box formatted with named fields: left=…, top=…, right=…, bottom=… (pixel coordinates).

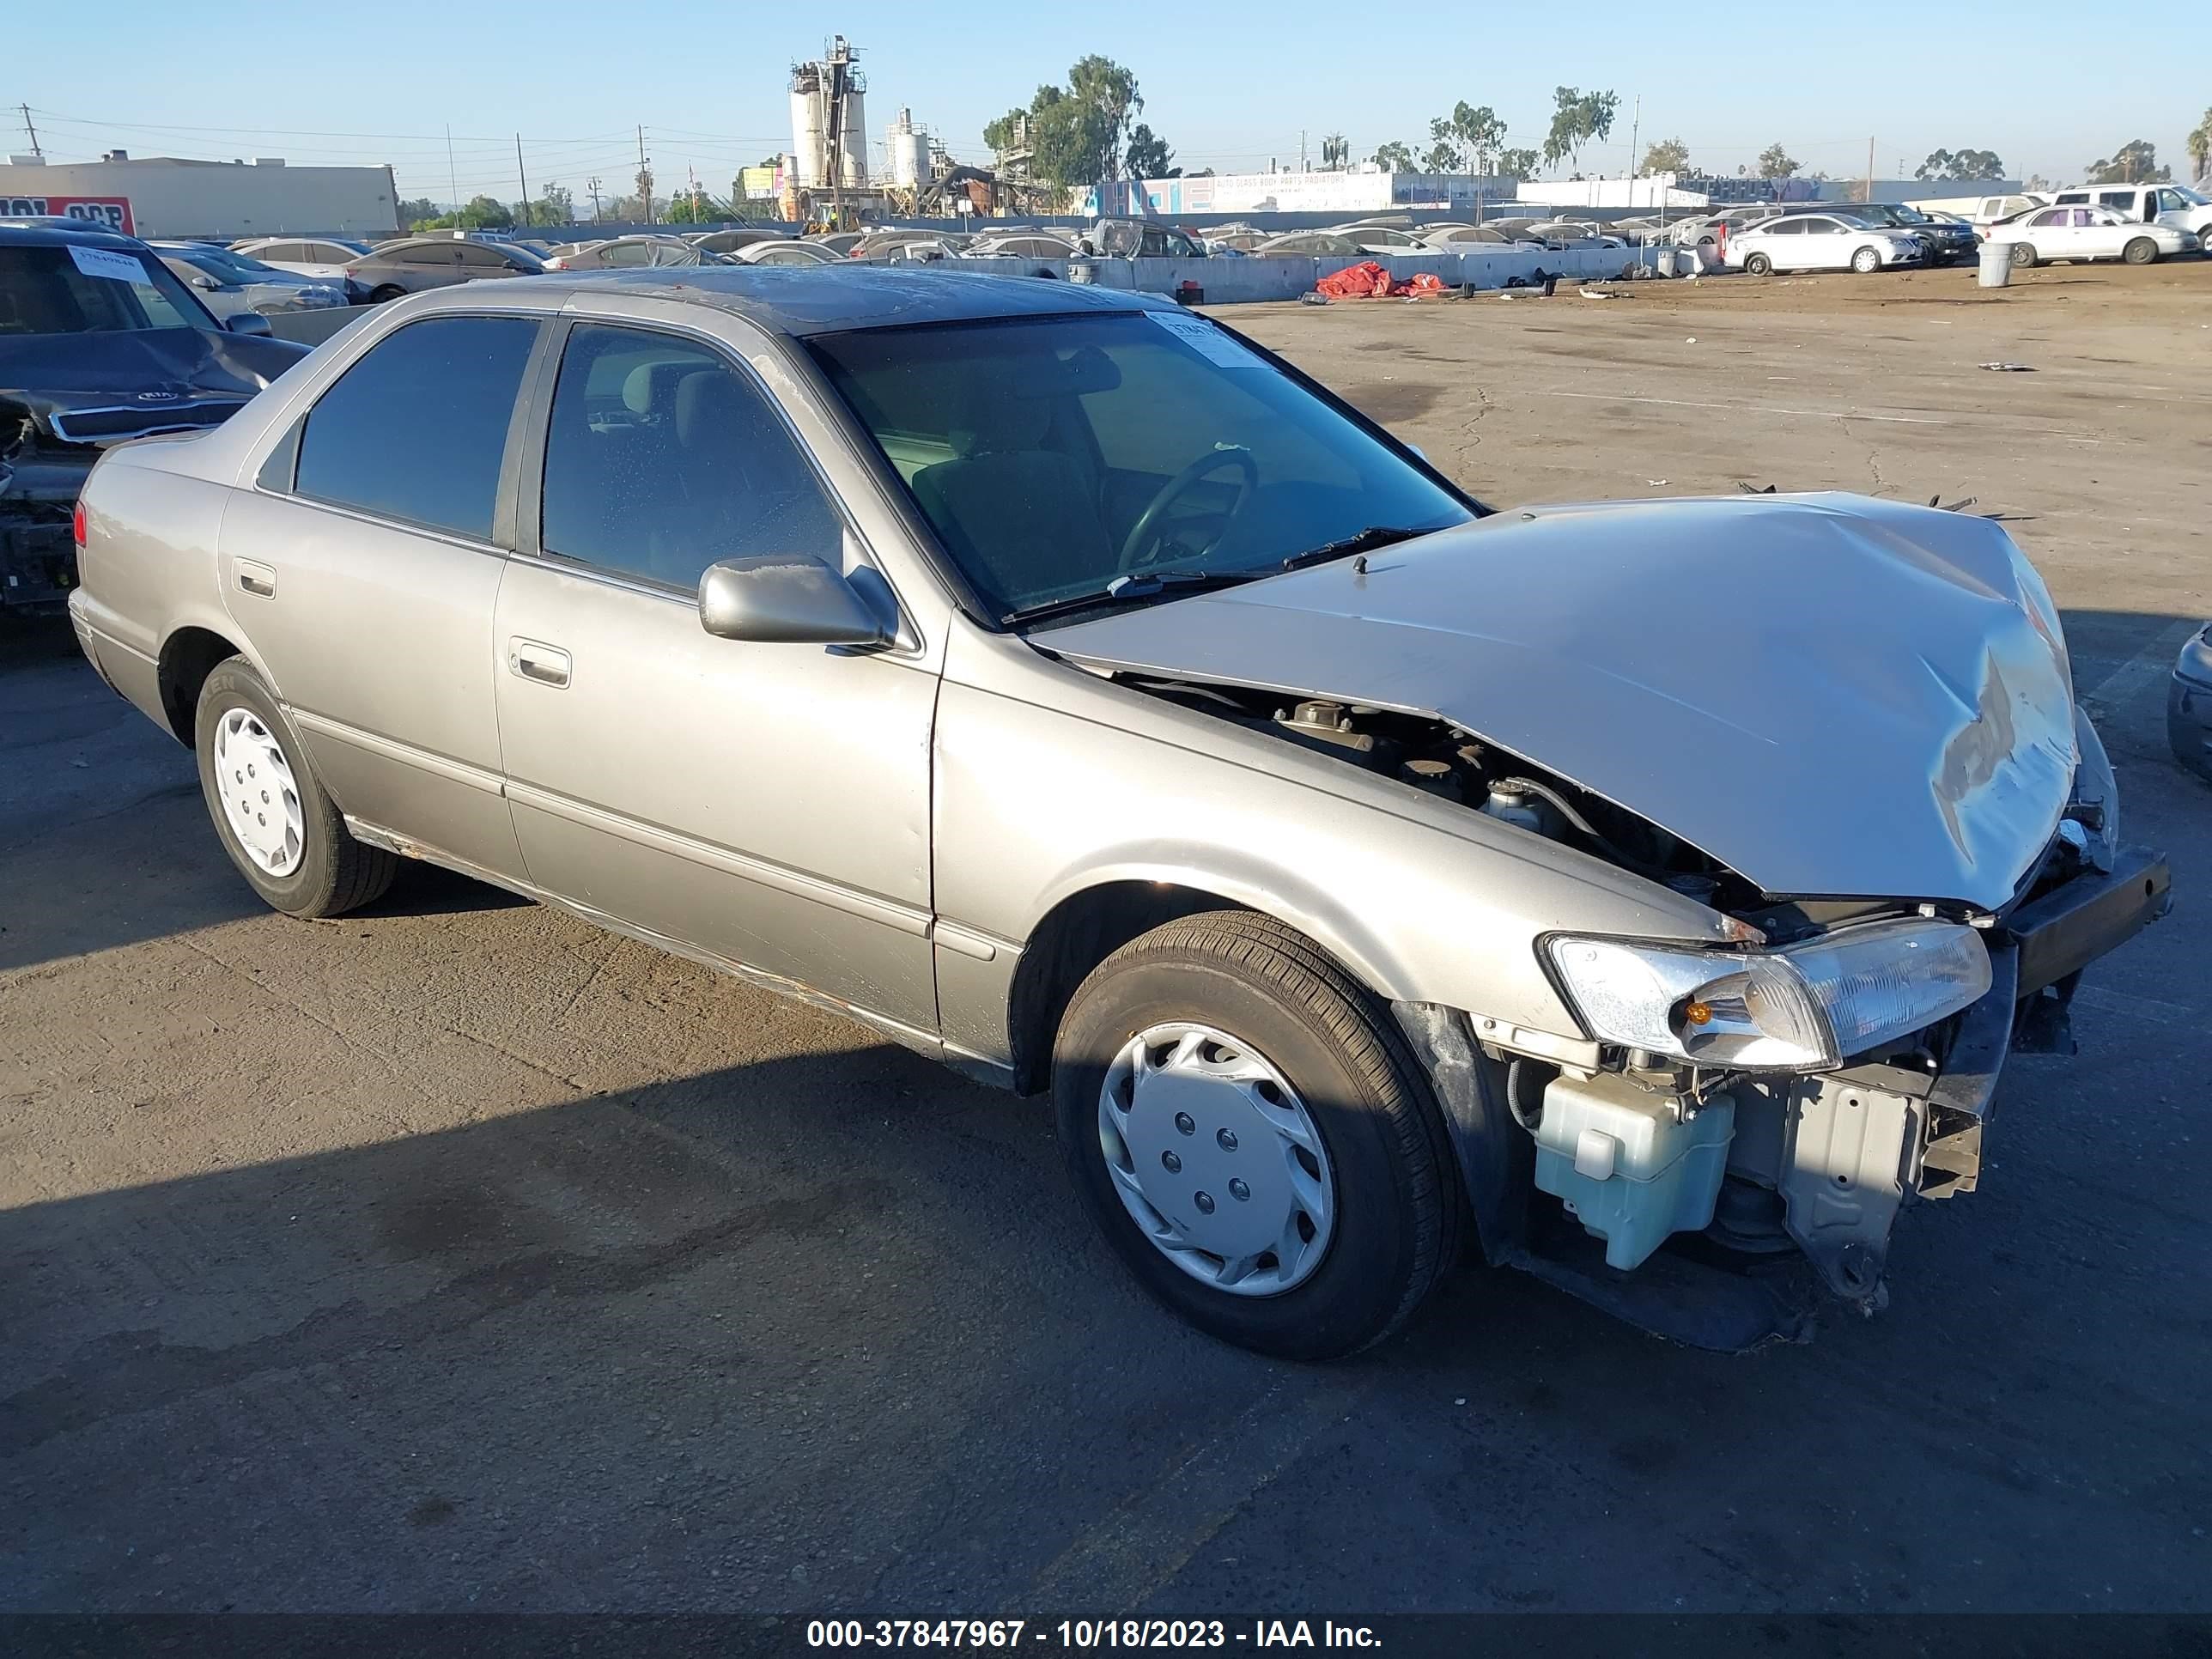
left=1083, top=167, right=1515, bottom=218
left=0, top=154, right=398, bottom=240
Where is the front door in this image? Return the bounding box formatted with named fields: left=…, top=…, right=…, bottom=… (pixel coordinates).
left=492, top=318, right=939, bottom=1036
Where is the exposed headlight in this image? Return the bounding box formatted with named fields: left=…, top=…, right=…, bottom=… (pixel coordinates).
left=1544, top=920, right=1992, bottom=1072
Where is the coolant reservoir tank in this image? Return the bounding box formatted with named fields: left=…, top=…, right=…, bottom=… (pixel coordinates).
left=1531, top=1072, right=1735, bottom=1270
left=1481, top=781, right=1552, bottom=835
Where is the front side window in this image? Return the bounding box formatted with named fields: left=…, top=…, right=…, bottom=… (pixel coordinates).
left=538, top=323, right=843, bottom=592
left=809, top=310, right=1472, bottom=621
left=293, top=314, right=539, bottom=540
left=0, top=242, right=207, bottom=335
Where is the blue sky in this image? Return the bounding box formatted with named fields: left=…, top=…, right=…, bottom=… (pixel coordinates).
left=7, top=2, right=2203, bottom=204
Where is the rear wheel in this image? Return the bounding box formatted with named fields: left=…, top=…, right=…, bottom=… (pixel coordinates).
left=194, top=658, right=398, bottom=919
left=1850, top=246, right=1882, bottom=274
left=2122, top=237, right=2159, bottom=265
left=368, top=283, right=407, bottom=304
left=1052, top=911, right=1462, bottom=1360
left=1743, top=252, right=1772, bottom=276
left=2009, top=242, right=2038, bottom=269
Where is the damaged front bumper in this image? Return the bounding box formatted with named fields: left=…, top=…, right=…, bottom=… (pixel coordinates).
left=1398, top=842, right=2172, bottom=1352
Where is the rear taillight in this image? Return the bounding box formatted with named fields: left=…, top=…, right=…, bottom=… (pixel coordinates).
left=72, top=501, right=86, bottom=546
left=544, top=258, right=568, bottom=270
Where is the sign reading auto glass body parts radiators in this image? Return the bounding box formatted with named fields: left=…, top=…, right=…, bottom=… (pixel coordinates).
left=2, top=195, right=134, bottom=234
left=67, top=244, right=152, bottom=284
left=1149, top=309, right=1266, bottom=369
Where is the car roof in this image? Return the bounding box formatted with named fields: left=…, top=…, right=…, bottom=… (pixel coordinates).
left=434, top=264, right=1179, bottom=336
left=0, top=223, right=153, bottom=252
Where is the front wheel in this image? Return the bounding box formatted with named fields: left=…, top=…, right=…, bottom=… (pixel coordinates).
left=2122, top=237, right=2159, bottom=265
left=1053, top=911, right=1462, bottom=1360
left=1743, top=252, right=1772, bottom=276
left=194, top=657, right=398, bottom=918
left=1850, top=246, right=1882, bottom=274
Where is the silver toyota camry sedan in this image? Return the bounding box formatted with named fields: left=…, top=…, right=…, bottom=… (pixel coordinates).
left=69, top=267, right=2168, bottom=1358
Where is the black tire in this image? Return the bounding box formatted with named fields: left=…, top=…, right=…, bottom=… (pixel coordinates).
left=1052, top=910, right=1462, bottom=1360
left=1744, top=252, right=1772, bottom=276
left=2122, top=237, right=2159, bottom=266
left=193, top=657, right=398, bottom=919
left=2009, top=242, right=2038, bottom=269
left=368, top=284, right=407, bottom=304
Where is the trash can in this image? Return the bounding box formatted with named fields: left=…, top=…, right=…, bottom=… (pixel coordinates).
left=1977, top=240, right=2011, bottom=289
left=1068, top=261, right=1096, bottom=285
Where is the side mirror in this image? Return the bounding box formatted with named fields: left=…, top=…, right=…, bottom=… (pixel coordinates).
left=226, top=312, right=274, bottom=337
left=191, top=274, right=220, bottom=290
left=698, top=552, right=888, bottom=646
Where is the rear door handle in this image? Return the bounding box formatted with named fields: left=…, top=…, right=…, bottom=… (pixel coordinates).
left=508, top=639, right=571, bottom=688
left=236, top=560, right=276, bottom=599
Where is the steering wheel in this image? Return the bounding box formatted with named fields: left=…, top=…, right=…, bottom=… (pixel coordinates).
left=1116, top=445, right=1260, bottom=573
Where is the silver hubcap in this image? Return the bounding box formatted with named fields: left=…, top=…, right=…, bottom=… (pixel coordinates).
left=212, top=706, right=305, bottom=877
left=1097, top=1023, right=1335, bottom=1297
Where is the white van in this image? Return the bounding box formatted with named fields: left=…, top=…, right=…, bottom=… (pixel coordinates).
left=1905, top=191, right=2049, bottom=225
left=2047, top=183, right=2212, bottom=242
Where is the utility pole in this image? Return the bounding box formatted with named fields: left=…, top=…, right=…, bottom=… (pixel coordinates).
left=1627, top=94, right=1640, bottom=206
left=587, top=176, right=603, bottom=224
left=1866, top=137, right=1875, bottom=204
left=514, top=134, right=531, bottom=227
left=636, top=125, right=653, bottom=226
left=1299, top=130, right=1307, bottom=173
left=17, top=104, right=42, bottom=161
left=446, top=125, right=458, bottom=211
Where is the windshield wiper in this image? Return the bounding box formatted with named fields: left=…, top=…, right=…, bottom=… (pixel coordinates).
left=1006, top=568, right=1263, bottom=629
left=1279, top=524, right=1432, bottom=571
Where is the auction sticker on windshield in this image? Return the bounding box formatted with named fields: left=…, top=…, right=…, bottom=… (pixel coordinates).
left=1150, top=309, right=1265, bottom=368
left=68, top=245, right=152, bottom=284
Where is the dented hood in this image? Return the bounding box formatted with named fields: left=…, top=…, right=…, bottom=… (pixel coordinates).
left=0, top=326, right=305, bottom=444
left=1036, top=494, right=2077, bottom=910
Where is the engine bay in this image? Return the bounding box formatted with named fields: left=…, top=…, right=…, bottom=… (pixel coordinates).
left=1120, top=674, right=1767, bottom=914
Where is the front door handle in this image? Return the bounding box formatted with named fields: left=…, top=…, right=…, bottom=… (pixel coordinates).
left=236, top=560, right=276, bottom=599
left=509, top=639, right=571, bottom=688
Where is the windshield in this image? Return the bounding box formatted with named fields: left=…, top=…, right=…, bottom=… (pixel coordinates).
left=2173, top=185, right=2210, bottom=207
left=809, top=311, right=1474, bottom=620
left=174, top=247, right=280, bottom=282
left=0, top=242, right=216, bottom=336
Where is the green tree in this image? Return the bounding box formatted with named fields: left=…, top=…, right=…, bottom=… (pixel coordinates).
left=456, top=195, right=514, bottom=229
left=1495, top=146, right=1538, bottom=181
left=1640, top=137, right=1691, bottom=175
left=1126, top=124, right=1176, bottom=179
left=1371, top=139, right=1414, bottom=171
left=532, top=182, right=574, bottom=224
left=2086, top=140, right=2170, bottom=183
left=1757, top=143, right=1800, bottom=179
left=987, top=58, right=1161, bottom=186
left=2188, top=110, right=2212, bottom=181
left=1916, top=148, right=2005, bottom=180
left=1540, top=87, right=1618, bottom=171
left=1423, top=117, right=1465, bottom=173
left=396, top=196, right=441, bottom=225
left=1320, top=132, right=1349, bottom=169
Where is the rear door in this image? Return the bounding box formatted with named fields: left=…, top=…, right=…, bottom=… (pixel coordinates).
left=1797, top=217, right=1847, bottom=269
left=221, top=311, right=544, bottom=878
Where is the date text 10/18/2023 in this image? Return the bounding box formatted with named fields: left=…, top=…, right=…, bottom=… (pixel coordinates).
left=805, top=1621, right=1382, bottom=1649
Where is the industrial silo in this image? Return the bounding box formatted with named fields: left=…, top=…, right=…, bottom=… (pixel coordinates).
left=887, top=108, right=929, bottom=191
left=788, top=64, right=826, bottom=188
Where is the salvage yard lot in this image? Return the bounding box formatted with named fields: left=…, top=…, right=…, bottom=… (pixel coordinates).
left=4, top=259, right=2208, bottom=1614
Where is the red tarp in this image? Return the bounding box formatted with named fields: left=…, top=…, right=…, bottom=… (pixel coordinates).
left=1314, top=262, right=1454, bottom=299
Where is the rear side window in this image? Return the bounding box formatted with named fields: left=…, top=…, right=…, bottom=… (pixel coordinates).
left=2097, top=191, right=2134, bottom=210
left=293, top=315, right=538, bottom=541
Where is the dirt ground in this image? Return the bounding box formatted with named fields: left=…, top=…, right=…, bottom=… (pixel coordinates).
left=4, top=260, right=2209, bottom=1617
